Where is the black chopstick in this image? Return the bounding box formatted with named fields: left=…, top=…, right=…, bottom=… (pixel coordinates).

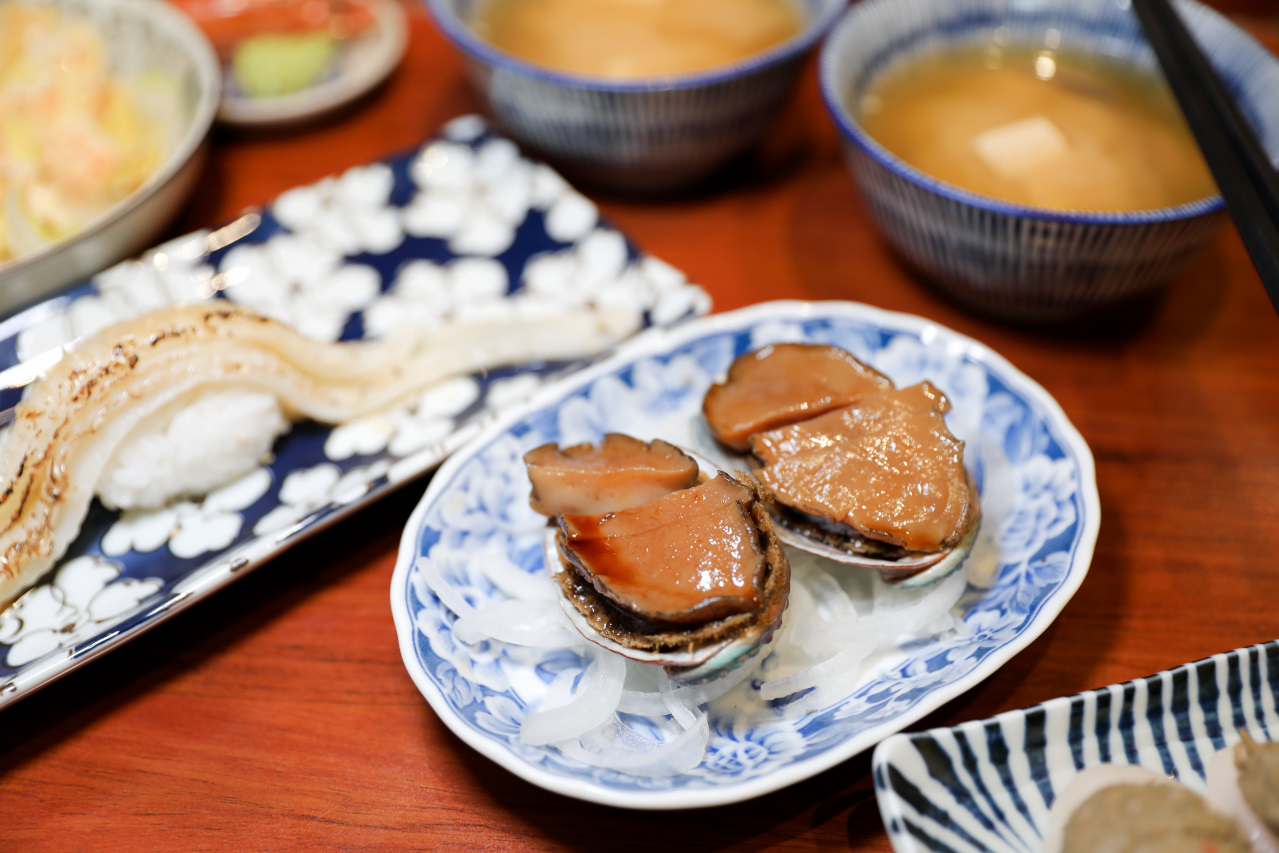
left=1131, top=0, right=1279, bottom=313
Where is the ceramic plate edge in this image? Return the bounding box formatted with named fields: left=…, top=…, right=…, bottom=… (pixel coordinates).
left=389, top=299, right=1102, bottom=810
left=0, top=0, right=221, bottom=297
left=216, top=0, right=408, bottom=125
left=868, top=639, right=1277, bottom=853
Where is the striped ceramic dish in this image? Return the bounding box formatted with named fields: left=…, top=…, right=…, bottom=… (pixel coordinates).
left=422, top=0, right=845, bottom=193
left=873, top=640, right=1279, bottom=852
left=819, top=0, right=1279, bottom=321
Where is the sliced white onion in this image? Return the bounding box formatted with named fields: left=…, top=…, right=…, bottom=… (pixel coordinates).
left=455, top=598, right=579, bottom=648
left=758, top=568, right=965, bottom=710
left=758, top=642, right=874, bottom=703
left=451, top=619, right=489, bottom=646
left=477, top=547, right=558, bottom=603
left=557, top=710, right=710, bottom=776
left=792, top=567, right=965, bottom=653
left=617, top=652, right=762, bottom=715
left=803, top=565, right=858, bottom=622
left=520, top=648, right=626, bottom=746
left=422, top=556, right=575, bottom=647
left=660, top=682, right=698, bottom=729
left=419, top=556, right=482, bottom=622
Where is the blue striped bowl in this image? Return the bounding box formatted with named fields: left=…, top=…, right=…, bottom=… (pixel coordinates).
left=873, top=640, right=1279, bottom=852
left=818, top=0, right=1279, bottom=321
left=423, top=0, right=845, bottom=193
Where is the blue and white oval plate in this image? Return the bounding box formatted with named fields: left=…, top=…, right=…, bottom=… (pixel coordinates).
left=874, top=640, right=1279, bottom=852
left=390, top=300, right=1101, bottom=809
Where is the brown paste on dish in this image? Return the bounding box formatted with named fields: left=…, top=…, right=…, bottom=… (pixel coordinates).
left=1236, top=733, right=1279, bottom=835
left=1062, top=782, right=1252, bottom=853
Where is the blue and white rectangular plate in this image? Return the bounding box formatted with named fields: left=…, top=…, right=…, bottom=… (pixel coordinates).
left=390, top=299, right=1102, bottom=809
left=0, top=115, right=710, bottom=707
left=873, top=640, right=1279, bottom=852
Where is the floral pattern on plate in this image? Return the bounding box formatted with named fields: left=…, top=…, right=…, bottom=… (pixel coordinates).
left=0, top=117, right=709, bottom=704
left=390, top=301, right=1100, bottom=809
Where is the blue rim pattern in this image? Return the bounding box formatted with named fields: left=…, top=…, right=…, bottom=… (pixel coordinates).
left=390, top=299, right=1101, bottom=809
left=423, top=0, right=846, bottom=93
left=813, top=0, right=1279, bottom=317
left=819, top=0, right=1279, bottom=224
left=873, top=640, right=1279, bottom=852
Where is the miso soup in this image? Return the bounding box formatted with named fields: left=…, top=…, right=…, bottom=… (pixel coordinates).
left=470, top=0, right=804, bottom=79
left=857, top=46, right=1217, bottom=212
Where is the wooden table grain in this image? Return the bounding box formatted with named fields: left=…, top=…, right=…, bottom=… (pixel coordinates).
left=4, top=4, right=1279, bottom=851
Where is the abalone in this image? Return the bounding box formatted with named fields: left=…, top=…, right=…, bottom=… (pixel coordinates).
left=703, top=343, right=979, bottom=587
left=524, top=434, right=790, bottom=683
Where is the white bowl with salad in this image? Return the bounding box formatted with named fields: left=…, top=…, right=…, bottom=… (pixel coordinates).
left=0, top=0, right=220, bottom=316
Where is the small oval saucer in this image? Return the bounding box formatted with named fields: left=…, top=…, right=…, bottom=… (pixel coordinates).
left=217, top=0, right=408, bottom=126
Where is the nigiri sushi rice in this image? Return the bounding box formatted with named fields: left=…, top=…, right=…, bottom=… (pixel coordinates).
left=0, top=302, right=641, bottom=608
left=95, top=389, right=289, bottom=510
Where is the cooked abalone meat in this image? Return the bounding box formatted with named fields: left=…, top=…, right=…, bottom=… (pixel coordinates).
left=524, top=434, right=790, bottom=683
left=702, top=343, right=979, bottom=586
left=702, top=342, right=893, bottom=452
left=525, top=433, right=700, bottom=516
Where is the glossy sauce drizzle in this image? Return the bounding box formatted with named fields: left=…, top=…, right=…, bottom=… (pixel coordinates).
left=560, top=474, right=764, bottom=621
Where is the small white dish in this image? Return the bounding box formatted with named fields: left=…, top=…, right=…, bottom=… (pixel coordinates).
left=0, top=0, right=220, bottom=315
left=391, top=299, right=1101, bottom=809
left=217, top=0, right=407, bottom=126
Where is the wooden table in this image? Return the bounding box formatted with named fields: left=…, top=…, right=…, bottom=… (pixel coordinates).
left=5, top=3, right=1279, bottom=850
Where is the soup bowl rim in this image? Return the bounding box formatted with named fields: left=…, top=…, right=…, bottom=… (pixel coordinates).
left=816, top=0, right=1245, bottom=226
left=422, top=0, right=847, bottom=93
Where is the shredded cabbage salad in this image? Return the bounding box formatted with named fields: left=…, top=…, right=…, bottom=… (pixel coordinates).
left=0, top=3, right=182, bottom=264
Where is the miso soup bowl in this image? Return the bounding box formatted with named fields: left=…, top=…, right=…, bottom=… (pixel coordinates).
left=818, top=0, right=1279, bottom=321
left=424, top=0, right=846, bottom=193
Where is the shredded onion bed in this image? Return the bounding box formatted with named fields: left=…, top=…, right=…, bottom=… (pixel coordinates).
left=417, top=542, right=970, bottom=776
